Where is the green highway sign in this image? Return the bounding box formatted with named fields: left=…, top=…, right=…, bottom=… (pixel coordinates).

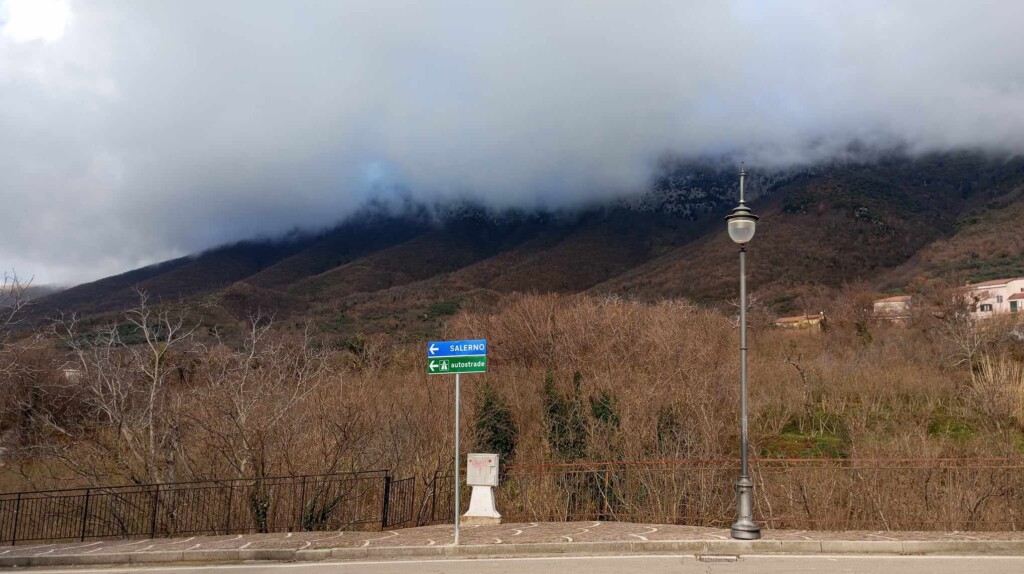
left=426, top=339, right=487, bottom=545
left=428, top=355, right=487, bottom=375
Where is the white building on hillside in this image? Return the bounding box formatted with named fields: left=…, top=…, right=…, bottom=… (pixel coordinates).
left=873, top=295, right=912, bottom=322
left=964, top=277, right=1024, bottom=317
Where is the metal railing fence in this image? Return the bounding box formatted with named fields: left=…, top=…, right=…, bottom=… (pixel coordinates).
left=6, top=458, right=1021, bottom=543
left=431, top=458, right=1024, bottom=531
left=418, top=471, right=457, bottom=526
left=0, top=470, right=415, bottom=545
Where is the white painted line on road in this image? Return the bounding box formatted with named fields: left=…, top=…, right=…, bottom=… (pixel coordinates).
left=628, top=527, right=658, bottom=541
left=83, top=539, right=150, bottom=554
left=361, top=531, right=399, bottom=547
left=82, top=547, right=108, bottom=554
left=305, top=532, right=346, bottom=544
left=239, top=542, right=252, bottom=549
left=149, top=536, right=194, bottom=550
left=511, top=522, right=538, bottom=536
left=187, top=544, right=201, bottom=550
left=332, top=554, right=1024, bottom=567
left=48, top=541, right=102, bottom=553
left=11, top=555, right=684, bottom=573
left=11, top=543, right=55, bottom=552
left=20, top=554, right=1024, bottom=574
left=84, top=538, right=151, bottom=553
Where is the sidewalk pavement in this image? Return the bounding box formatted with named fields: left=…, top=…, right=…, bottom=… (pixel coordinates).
left=2, top=522, right=1024, bottom=568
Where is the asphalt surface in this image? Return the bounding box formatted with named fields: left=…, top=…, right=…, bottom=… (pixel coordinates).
left=19, top=554, right=1024, bottom=573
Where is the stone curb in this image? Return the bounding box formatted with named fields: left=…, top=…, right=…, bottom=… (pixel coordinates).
left=2, top=539, right=1024, bottom=568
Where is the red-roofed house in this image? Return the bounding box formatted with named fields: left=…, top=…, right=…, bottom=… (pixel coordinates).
left=873, top=295, right=912, bottom=321
left=964, top=277, right=1024, bottom=317
left=774, top=312, right=826, bottom=329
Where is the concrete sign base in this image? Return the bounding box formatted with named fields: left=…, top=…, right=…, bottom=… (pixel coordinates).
left=462, top=485, right=502, bottom=526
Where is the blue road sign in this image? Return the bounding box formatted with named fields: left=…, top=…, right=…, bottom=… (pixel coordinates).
left=428, top=339, right=487, bottom=358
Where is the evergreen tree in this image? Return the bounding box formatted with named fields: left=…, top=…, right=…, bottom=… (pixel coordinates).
left=475, top=381, right=518, bottom=464
left=543, top=370, right=588, bottom=461
left=590, top=390, right=620, bottom=429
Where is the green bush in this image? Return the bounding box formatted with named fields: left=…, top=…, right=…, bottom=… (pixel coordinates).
left=426, top=300, right=461, bottom=319
left=475, top=381, right=518, bottom=464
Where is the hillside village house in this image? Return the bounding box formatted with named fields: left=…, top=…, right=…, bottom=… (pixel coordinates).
left=773, top=312, right=825, bottom=329
left=873, top=295, right=913, bottom=322
left=964, top=277, right=1024, bottom=317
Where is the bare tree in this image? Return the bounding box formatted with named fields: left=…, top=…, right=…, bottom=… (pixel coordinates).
left=0, top=272, right=37, bottom=379
left=181, top=311, right=330, bottom=480
left=0, top=272, right=47, bottom=456
left=784, top=350, right=815, bottom=426
left=30, top=290, right=196, bottom=485
left=727, top=292, right=772, bottom=329
left=935, top=289, right=989, bottom=384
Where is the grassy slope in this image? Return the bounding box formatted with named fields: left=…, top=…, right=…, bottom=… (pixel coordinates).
left=29, top=256, right=194, bottom=318
left=301, top=209, right=706, bottom=339
left=594, top=156, right=1024, bottom=312
left=882, top=186, right=1024, bottom=288
left=243, top=216, right=431, bottom=289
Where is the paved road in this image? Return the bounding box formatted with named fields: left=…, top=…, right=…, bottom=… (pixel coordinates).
left=22, top=555, right=1024, bottom=573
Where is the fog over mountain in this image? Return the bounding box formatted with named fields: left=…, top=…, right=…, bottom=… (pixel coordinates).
left=2, top=0, right=1024, bottom=284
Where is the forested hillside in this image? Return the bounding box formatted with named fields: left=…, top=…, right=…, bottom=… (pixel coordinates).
left=27, top=152, right=1024, bottom=338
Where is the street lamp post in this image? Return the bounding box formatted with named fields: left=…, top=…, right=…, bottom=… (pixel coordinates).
left=726, top=165, right=761, bottom=540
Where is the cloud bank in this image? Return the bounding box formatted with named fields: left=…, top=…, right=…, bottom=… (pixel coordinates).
left=2, top=0, right=1024, bottom=284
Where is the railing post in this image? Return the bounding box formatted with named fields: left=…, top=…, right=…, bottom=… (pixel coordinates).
left=149, top=486, right=160, bottom=539
left=380, top=475, right=392, bottom=530
left=603, top=464, right=611, bottom=518
left=407, top=480, right=416, bottom=528
left=80, top=489, right=91, bottom=542
left=297, top=477, right=307, bottom=532
left=225, top=483, right=233, bottom=535
left=11, top=493, right=21, bottom=546
left=431, top=472, right=438, bottom=523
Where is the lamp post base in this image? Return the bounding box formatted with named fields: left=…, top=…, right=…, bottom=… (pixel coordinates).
left=730, top=475, right=761, bottom=540
left=730, top=522, right=762, bottom=540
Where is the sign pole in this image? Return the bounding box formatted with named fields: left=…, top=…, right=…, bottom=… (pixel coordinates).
left=427, top=339, right=486, bottom=546
left=454, top=372, right=461, bottom=546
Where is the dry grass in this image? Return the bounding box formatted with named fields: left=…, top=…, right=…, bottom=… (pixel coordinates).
left=3, top=292, right=1024, bottom=530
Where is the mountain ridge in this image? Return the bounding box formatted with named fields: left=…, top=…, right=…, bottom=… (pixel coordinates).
left=28, top=152, right=1024, bottom=338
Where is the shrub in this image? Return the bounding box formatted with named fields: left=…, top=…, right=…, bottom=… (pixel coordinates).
left=475, top=380, right=518, bottom=464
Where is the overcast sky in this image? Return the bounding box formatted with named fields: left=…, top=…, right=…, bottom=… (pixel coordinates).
left=2, top=0, right=1024, bottom=285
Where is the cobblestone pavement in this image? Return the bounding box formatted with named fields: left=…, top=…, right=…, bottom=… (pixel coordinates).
left=2, top=522, right=1024, bottom=559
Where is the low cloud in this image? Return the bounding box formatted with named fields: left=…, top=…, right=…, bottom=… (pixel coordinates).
left=2, top=1, right=1024, bottom=284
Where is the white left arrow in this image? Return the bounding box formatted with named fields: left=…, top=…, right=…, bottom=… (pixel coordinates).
left=429, top=360, right=439, bottom=372
left=429, top=344, right=439, bottom=355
